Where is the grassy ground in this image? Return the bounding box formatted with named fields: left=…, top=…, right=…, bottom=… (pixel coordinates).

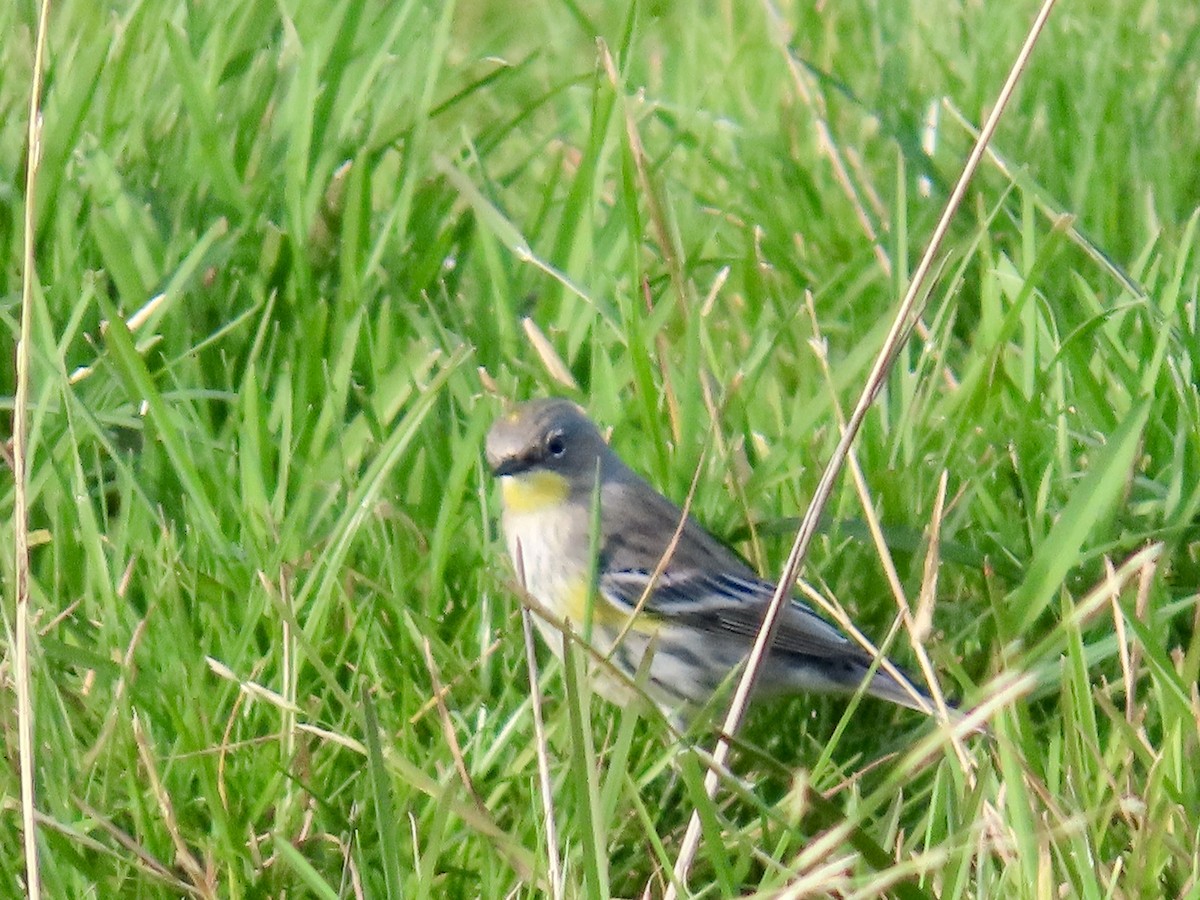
left=3, top=0, right=1199, bottom=896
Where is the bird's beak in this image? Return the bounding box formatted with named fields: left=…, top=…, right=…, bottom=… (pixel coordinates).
left=490, top=456, right=526, bottom=478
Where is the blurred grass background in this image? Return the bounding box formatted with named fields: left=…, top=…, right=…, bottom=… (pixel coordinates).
left=2, top=0, right=1199, bottom=896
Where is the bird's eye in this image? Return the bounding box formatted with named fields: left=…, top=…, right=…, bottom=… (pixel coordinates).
left=546, top=433, right=567, bottom=457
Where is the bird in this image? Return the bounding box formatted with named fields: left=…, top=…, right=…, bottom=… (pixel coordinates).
left=485, top=396, right=938, bottom=722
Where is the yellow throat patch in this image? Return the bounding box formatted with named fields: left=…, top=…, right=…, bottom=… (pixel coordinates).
left=500, top=470, right=570, bottom=514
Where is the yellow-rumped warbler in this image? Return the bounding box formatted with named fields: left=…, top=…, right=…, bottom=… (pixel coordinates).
left=486, top=397, right=935, bottom=720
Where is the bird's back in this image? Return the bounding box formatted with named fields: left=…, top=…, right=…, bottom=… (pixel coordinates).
left=598, top=466, right=753, bottom=578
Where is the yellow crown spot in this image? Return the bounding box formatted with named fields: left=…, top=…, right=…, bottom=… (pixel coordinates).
left=500, top=469, right=570, bottom=514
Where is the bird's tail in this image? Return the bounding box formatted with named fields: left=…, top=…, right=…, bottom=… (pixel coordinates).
left=857, top=660, right=991, bottom=734
left=862, top=662, right=940, bottom=713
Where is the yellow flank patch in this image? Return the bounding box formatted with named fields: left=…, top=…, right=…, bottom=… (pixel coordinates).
left=564, top=576, right=630, bottom=631
left=563, top=576, right=661, bottom=633
left=500, top=470, right=570, bottom=513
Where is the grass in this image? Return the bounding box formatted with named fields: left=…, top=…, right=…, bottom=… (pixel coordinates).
left=3, top=0, right=1199, bottom=896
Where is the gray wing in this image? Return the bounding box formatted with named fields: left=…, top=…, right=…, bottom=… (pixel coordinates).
left=594, top=468, right=869, bottom=667
left=598, top=568, right=860, bottom=662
